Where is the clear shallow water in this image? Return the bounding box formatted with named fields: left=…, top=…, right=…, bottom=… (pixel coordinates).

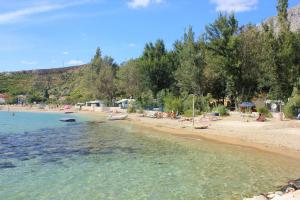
left=0, top=112, right=300, bottom=200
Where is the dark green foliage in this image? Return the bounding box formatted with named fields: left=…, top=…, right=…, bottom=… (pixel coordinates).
left=139, top=40, right=177, bottom=96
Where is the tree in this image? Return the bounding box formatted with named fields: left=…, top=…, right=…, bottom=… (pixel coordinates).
left=83, top=47, right=118, bottom=103
left=259, top=0, right=299, bottom=100
left=236, top=25, right=263, bottom=100
left=140, top=40, right=177, bottom=96
left=117, top=59, right=145, bottom=98
left=277, top=0, right=289, bottom=31
left=174, top=27, right=205, bottom=95
left=205, top=13, right=240, bottom=105
left=94, top=63, right=116, bottom=103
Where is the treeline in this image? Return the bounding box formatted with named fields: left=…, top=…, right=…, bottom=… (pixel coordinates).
left=2, top=0, right=300, bottom=116
left=83, top=0, right=300, bottom=111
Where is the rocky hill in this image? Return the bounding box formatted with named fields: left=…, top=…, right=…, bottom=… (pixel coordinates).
left=263, top=4, right=300, bottom=33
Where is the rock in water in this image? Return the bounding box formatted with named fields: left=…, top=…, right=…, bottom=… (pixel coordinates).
left=289, top=179, right=300, bottom=190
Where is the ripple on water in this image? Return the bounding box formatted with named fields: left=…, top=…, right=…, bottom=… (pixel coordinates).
left=1, top=112, right=300, bottom=200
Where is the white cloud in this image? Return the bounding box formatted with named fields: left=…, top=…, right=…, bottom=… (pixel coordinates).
left=128, top=43, right=136, bottom=47
left=127, top=0, right=163, bottom=9
left=67, top=59, right=84, bottom=65
left=210, top=0, right=258, bottom=13
left=62, top=51, right=69, bottom=55
left=0, top=0, right=96, bottom=24
left=20, top=60, right=37, bottom=65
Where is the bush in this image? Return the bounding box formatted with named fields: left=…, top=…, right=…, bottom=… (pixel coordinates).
left=164, top=94, right=183, bottom=113
left=139, top=90, right=156, bottom=108
left=284, top=94, right=300, bottom=119
left=213, top=105, right=229, bottom=116
left=137, top=108, right=144, bottom=114
left=182, top=109, right=202, bottom=117
left=127, top=106, right=136, bottom=113
left=257, top=107, right=273, bottom=118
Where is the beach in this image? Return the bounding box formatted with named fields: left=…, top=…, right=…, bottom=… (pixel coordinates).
left=125, top=113, right=300, bottom=160
left=2, top=104, right=300, bottom=160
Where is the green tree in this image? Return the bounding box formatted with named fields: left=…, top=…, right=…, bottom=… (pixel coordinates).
left=140, top=40, right=177, bottom=96
left=94, top=63, right=116, bottom=103
left=277, top=0, right=289, bottom=31
left=117, top=59, right=145, bottom=98
left=174, top=27, right=206, bottom=95
left=205, top=13, right=240, bottom=105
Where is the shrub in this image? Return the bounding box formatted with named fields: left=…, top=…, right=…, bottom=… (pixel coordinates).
left=284, top=94, right=300, bottom=119
left=182, top=109, right=201, bottom=117
left=139, top=90, right=156, bottom=108
left=213, top=105, right=229, bottom=116
left=127, top=106, right=136, bottom=113
left=257, top=107, right=273, bottom=118
left=137, top=108, right=144, bottom=114
left=182, top=94, right=211, bottom=115
left=164, top=94, right=183, bottom=113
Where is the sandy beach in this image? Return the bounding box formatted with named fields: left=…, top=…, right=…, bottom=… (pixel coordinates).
left=2, top=104, right=300, bottom=161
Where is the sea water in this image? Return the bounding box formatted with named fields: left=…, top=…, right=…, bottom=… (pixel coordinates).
left=0, top=111, right=300, bottom=200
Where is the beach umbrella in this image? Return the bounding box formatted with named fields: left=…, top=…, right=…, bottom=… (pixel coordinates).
left=239, top=102, right=255, bottom=108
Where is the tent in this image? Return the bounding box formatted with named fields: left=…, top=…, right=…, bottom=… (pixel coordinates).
left=239, top=102, right=255, bottom=108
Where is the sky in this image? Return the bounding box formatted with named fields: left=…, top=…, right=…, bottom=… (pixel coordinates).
left=0, top=0, right=300, bottom=72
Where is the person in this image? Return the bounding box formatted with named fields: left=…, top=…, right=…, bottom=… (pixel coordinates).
left=256, top=113, right=266, bottom=122
left=297, top=113, right=300, bottom=120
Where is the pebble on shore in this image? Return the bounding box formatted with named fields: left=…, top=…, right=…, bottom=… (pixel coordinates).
left=243, top=179, right=300, bottom=200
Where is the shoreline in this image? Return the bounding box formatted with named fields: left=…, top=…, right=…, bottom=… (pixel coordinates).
left=121, top=115, right=300, bottom=161
left=2, top=105, right=300, bottom=161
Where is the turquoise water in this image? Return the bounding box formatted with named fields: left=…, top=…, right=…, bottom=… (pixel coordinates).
left=0, top=112, right=300, bottom=200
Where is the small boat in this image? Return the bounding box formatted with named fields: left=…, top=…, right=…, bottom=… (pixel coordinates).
left=107, top=114, right=128, bottom=121
left=194, top=125, right=208, bottom=129
left=64, top=112, right=74, bottom=114
left=59, top=118, right=76, bottom=122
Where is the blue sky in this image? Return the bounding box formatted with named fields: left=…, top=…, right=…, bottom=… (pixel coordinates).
left=0, top=0, right=300, bottom=72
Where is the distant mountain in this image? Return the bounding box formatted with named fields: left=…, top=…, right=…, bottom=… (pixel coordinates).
left=262, top=4, right=300, bottom=33
left=1, top=64, right=86, bottom=75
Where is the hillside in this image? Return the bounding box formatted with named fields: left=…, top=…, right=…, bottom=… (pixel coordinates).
left=263, top=3, right=300, bottom=33
left=0, top=64, right=91, bottom=103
